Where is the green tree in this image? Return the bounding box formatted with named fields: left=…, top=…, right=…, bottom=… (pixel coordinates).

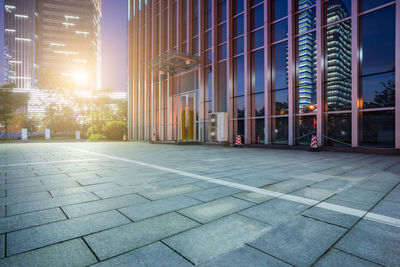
left=0, top=83, right=29, bottom=137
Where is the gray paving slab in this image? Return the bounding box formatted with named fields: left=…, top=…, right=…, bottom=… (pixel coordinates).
left=119, top=195, right=201, bottom=221
left=62, top=193, right=149, bottom=218
left=233, top=191, right=275, bottom=204
left=290, top=187, right=336, bottom=201
left=385, top=188, right=400, bottom=203
left=370, top=200, right=400, bottom=219
left=0, top=238, right=97, bottom=267
left=49, top=187, right=88, bottom=197
left=5, top=181, right=81, bottom=196
left=249, top=216, right=346, bottom=267
left=314, top=248, right=381, bottom=267
left=84, top=212, right=199, bottom=260
left=139, top=184, right=202, bottom=200
left=0, top=191, right=51, bottom=206
left=7, top=192, right=99, bottom=216
left=163, top=214, right=270, bottom=265
left=200, top=245, right=291, bottom=267
left=294, top=172, right=335, bottom=182
left=186, top=186, right=243, bottom=202
left=178, top=196, right=253, bottom=223
left=262, top=178, right=315, bottom=194
left=0, top=206, right=5, bottom=218
left=311, top=179, right=352, bottom=190
left=354, top=179, right=398, bottom=193
left=0, top=179, right=43, bottom=190
left=0, top=234, right=4, bottom=258
left=0, top=208, right=67, bottom=234
left=92, top=242, right=191, bottom=267
left=328, top=188, right=386, bottom=208
left=335, top=219, right=400, bottom=266
left=302, top=206, right=360, bottom=228
left=239, top=198, right=309, bottom=225
left=6, top=210, right=130, bottom=256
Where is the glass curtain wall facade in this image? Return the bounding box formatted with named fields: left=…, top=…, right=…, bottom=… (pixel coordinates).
left=128, top=0, right=400, bottom=149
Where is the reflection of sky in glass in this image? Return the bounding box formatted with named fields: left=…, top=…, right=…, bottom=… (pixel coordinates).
left=273, top=19, right=288, bottom=42
left=361, top=72, right=395, bottom=108
left=234, top=56, right=244, bottom=96
left=272, top=0, right=287, bottom=21
left=252, top=49, right=264, bottom=94
left=253, top=93, right=264, bottom=117
left=361, top=0, right=392, bottom=12
left=273, top=41, right=288, bottom=90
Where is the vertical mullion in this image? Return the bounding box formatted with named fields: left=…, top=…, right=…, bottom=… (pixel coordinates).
left=395, top=0, right=400, bottom=148
left=211, top=0, right=217, bottom=113
left=227, top=0, right=233, bottom=143
left=316, top=0, right=324, bottom=146
left=187, top=0, right=192, bottom=53
left=199, top=1, right=205, bottom=142
left=351, top=0, right=359, bottom=147
left=177, top=0, right=183, bottom=51
left=264, top=1, right=271, bottom=144
left=287, top=0, right=295, bottom=145
left=244, top=1, right=249, bottom=144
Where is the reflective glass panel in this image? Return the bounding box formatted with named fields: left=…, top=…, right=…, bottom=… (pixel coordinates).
left=205, top=30, right=212, bottom=49
left=234, top=37, right=244, bottom=55
left=251, top=0, right=263, bottom=6
left=296, top=115, right=316, bottom=145
left=251, top=49, right=265, bottom=94
left=218, top=23, right=227, bottom=43
left=251, top=28, right=264, bottom=49
left=251, top=93, right=264, bottom=117
left=325, top=79, right=352, bottom=111
left=361, top=0, right=393, bottom=12
left=361, top=111, right=395, bottom=147
left=251, top=119, right=265, bottom=144
left=233, top=119, right=244, bottom=141
left=233, top=15, right=244, bottom=37
left=272, top=19, right=288, bottom=42
left=217, top=0, right=227, bottom=23
left=218, top=44, right=227, bottom=60
left=297, top=8, right=316, bottom=34
left=272, top=0, right=288, bottom=21
left=205, top=0, right=212, bottom=29
left=271, top=117, right=288, bottom=144
left=272, top=41, right=288, bottom=90
left=233, top=0, right=244, bottom=15
left=272, top=89, right=288, bottom=115
left=325, top=113, right=351, bottom=146
left=234, top=96, right=245, bottom=118
left=361, top=72, right=395, bottom=108
left=250, top=5, right=264, bottom=30
left=360, top=5, right=395, bottom=76
left=234, top=56, right=245, bottom=96
left=325, top=0, right=351, bottom=24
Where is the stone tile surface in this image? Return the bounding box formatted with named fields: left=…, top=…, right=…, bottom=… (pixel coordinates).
left=315, top=248, right=381, bottom=267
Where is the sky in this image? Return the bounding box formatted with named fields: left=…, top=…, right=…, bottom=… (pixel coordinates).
left=101, top=0, right=128, bottom=92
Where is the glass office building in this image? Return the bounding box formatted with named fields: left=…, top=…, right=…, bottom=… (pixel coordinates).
left=127, top=0, right=400, bottom=149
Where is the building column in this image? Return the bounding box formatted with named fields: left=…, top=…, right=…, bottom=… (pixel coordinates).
left=316, top=0, right=324, bottom=146
left=243, top=1, right=250, bottom=144
left=227, top=0, right=234, bottom=143
left=199, top=1, right=205, bottom=142
left=264, top=0, right=271, bottom=144
left=211, top=0, right=217, bottom=114
left=287, top=0, right=295, bottom=146
left=351, top=0, right=359, bottom=148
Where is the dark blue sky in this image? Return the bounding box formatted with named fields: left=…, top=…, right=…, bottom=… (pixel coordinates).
left=101, top=0, right=127, bottom=92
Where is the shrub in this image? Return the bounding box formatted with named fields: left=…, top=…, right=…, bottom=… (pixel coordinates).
left=88, top=133, right=106, bottom=141
left=103, top=121, right=126, bottom=140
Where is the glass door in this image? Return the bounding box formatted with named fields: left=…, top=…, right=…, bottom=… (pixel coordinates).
left=179, top=92, right=196, bottom=141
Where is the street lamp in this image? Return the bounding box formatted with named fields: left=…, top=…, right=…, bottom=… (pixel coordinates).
left=72, top=71, right=93, bottom=134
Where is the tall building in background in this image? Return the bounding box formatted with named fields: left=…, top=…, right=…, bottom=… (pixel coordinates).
left=35, top=0, right=101, bottom=89
left=0, top=0, right=36, bottom=89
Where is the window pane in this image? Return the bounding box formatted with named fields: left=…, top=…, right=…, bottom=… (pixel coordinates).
left=251, top=119, right=264, bottom=144
left=271, top=117, right=288, bottom=144
left=325, top=0, right=351, bottom=24
left=251, top=0, right=263, bottom=6
left=361, top=111, right=394, bottom=147
left=325, top=113, right=351, bottom=146
left=234, top=96, right=245, bottom=118
left=205, top=0, right=212, bottom=29
left=297, top=8, right=316, bottom=34
left=272, top=41, right=288, bottom=90
left=360, top=6, right=395, bottom=76
left=234, top=56, right=245, bottom=96
left=233, top=0, right=244, bottom=15
left=217, top=61, right=227, bottom=112
left=217, top=0, right=226, bottom=23
left=361, top=72, right=395, bottom=108
left=250, top=4, right=264, bottom=30
left=251, top=93, right=264, bottom=117
left=326, top=79, right=352, bottom=111
left=272, top=0, right=288, bottom=21
left=297, top=32, right=316, bottom=113
left=272, top=19, right=288, bottom=42
left=217, top=23, right=227, bottom=43
left=218, top=44, right=227, bottom=60
left=233, top=119, right=244, bottom=141
left=360, top=0, right=393, bottom=12
left=297, top=0, right=316, bottom=11
left=296, top=116, right=316, bottom=145
left=233, top=14, right=244, bottom=37
left=192, top=37, right=198, bottom=54
left=205, top=67, right=212, bottom=101
left=251, top=49, right=265, bottom=94
left=205, top=30, right=212, bottom=49
left=272, top=89, right=288, bottom=115
left=204, top=50, right=212, bottom=65
left=251, top=28, right=264, bottom=49
left=234, top=37, right=244, bottom=55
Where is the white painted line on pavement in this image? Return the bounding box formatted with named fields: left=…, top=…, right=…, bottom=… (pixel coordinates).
left=0, top=158, right=102, bottom=168
left=55, top=145, right=400, bottom=228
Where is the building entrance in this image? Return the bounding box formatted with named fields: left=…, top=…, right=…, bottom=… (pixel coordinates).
left=179, top=92, right=196, bottom=141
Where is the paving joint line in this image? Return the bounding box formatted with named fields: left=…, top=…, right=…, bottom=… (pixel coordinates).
left=53, top=145, right=400, bottom=228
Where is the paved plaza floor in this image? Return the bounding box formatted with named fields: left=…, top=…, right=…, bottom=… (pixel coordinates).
left=0, top=142, right=399, bottom=266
